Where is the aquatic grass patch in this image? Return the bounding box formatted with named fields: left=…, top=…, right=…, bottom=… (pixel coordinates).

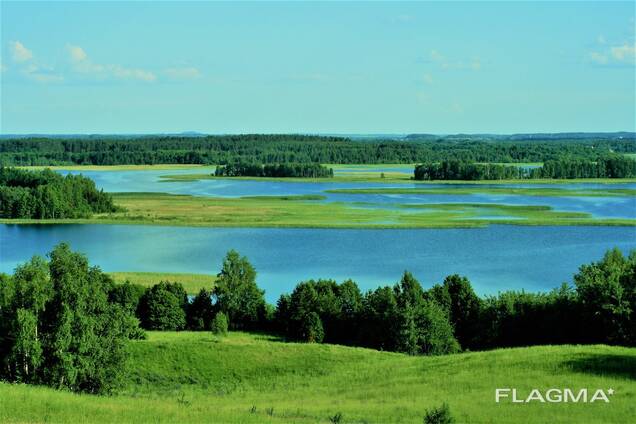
left=326, top=187, right=636, bottom=198
left=1, top=192, right=634, bottom=228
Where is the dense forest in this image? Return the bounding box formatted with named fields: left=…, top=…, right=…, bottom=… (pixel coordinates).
left=1, top=135, right=634, bottom=166
left=1, top=245, right=634, bottom=395
left=215, top=163, right=333, bottom=178
left=414, top=157, right=636, bottom=180
left=0, top=167, right=118, bottom=219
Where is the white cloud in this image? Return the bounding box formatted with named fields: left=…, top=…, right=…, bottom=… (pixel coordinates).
left=10, top=41, right=33, bottom=62
left=589, top=51, right=608, bottom=64
left=164, top=67, right=202, bottom=80
left=22, top=63, right=63, bottom=83
left=588, top=41, right=635, bottom=65
left=610, top=43, right=636, bottom=63
left=428, top=50, right=481, bottom=71
left=66, top=44, right=157, bottom=82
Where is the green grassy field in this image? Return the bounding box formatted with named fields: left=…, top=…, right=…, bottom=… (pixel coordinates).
left=108, top=271, right=216, bottom=294
left=2, top=192, right=634, bottom=228
left=1, top=332, right=634, bottom=423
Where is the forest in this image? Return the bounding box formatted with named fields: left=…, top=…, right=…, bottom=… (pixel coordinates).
left=1, top=134, right=634, bottom=166
left=0, top=167, right=118, bottom=219
left=414, top=157, right=636, bottom=180
left=215, top=163, right=334, bottom=178
left=1, top=244, right=633, bottom=396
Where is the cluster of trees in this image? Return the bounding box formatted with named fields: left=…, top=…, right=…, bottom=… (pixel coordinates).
left=529, top=157, right=636, bottom=179
left=108, top=248, right=636, bottom=355
left=0, top=167, right=118, bottom=219
left=215, top=163, right=334, bottom=178
left=111, top=250, right=266, bottom=333
left=414, top=161, right=526, bottom=180
left=1, top=244, right=634, bottom=394
left=0, top=244, right=141, bottom=394
left=1, top=135, right=632, bottom=166
left=414, top=156, right=636, bottom=180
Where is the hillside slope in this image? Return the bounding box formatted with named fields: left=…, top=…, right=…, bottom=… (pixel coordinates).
left=1, top=332, right=634, bottom=423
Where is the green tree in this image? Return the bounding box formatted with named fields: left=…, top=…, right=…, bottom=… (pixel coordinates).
left=188, top=288, right=214, bottom=330
left=137, top=282, right=187, bottom=331
left=574, top=248, right=635, bottom=344
left=211, top=312, right=229, bottom=336
left=213, top=250, right=265, bottom=330
left=300, top=312, right=324, bottom=343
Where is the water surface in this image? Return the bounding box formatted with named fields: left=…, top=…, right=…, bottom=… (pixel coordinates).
left=2, top=224, right=634, bottom=301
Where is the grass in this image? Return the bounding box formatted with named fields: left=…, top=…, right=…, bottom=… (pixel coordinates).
left=326, top=187, right=636, bottom=198
left=2, top=192, right=634, bottom=228
left=108, top=271, right=216, bottom=294
left=1, top=331, right=634, bottom=423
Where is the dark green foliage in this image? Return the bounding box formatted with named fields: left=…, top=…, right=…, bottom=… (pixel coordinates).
left=188, top=289, right=214, bottom=330
left=423, top=403, right=454, bottom=424
left=574, top=248, right=635, bottom=345
left=0, top=244, right=136, bottom=394
left=415, top=160, right=525, bottom=180
left=394, top=272, right=460, bottom=355
left=429, top=275, right=482, bottom=350
left=1, top=135, right=631, bottom=166
left=531, top=157, right=636, bottom=179
left=415, top=156, right=636, bottom=181
left=109, top=281, right=146, bottom=313
left=215, top=163, right=334, bottom=178
left=0, top=167, right=118, bottom=218
left=211, top=312, right=229, bottom=336
left=137, top=282, right=187, bottom=331
left=213, top=250, right=265, bottom=330
left=299, top=312, right=324, bottom=343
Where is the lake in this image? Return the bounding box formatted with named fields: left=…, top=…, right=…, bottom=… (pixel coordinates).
left=2, top=224, right=635, bottom=302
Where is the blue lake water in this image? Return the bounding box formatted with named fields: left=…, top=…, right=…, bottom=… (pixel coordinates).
left=1, top=224, right=635, bottom=302
left=64, top=169, right=636, bottom=219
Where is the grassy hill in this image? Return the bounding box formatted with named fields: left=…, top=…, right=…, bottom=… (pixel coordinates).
left=1, top=332, right=634, bottom=423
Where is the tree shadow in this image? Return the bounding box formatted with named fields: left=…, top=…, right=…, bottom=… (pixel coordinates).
left=565, top=353, right=636, bottom=381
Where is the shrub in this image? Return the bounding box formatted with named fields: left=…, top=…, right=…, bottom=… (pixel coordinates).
left=423, top=403, right=454, bottom=424
left=211, top=312, right=229, bottom=336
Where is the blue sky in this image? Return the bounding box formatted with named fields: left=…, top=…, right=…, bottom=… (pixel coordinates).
left=1, top=1, right=634, bottom=134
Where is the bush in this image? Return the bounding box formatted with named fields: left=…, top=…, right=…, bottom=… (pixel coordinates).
left=423, top=403, right=454, bottom=424
left=211, top=312, right=229, bottom=336
left=137, top=282, right=187, bottom=331
left=300, top=312, right=324, bottom=343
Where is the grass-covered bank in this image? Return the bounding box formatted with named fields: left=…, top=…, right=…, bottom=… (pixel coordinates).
left=1, top=192, right=634, bottom=228
left=1, top=332, right=634, bottom=423
left=108, top=271, right=216, bottom=295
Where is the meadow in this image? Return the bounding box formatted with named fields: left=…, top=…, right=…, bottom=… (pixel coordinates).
left=108, top=271, right=216, bottom=294
left=0, top=331, right=634, bottom=423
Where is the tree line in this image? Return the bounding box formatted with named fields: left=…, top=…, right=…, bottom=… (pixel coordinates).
left=414, top=157, right=636, bottom=180
left=0, top=167, right=118, bottom=219
left=1, top=135, right=632, bottom=166
left=215, top=163, right=334, bottom=178
left=1, top=245, right=634, bottom=395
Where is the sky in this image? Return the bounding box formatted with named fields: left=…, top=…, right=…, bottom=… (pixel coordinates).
left=1, top=1, right=635, bottom=134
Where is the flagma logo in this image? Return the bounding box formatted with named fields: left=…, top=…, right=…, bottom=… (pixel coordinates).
left=495, top=388, right=615, bottom=403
